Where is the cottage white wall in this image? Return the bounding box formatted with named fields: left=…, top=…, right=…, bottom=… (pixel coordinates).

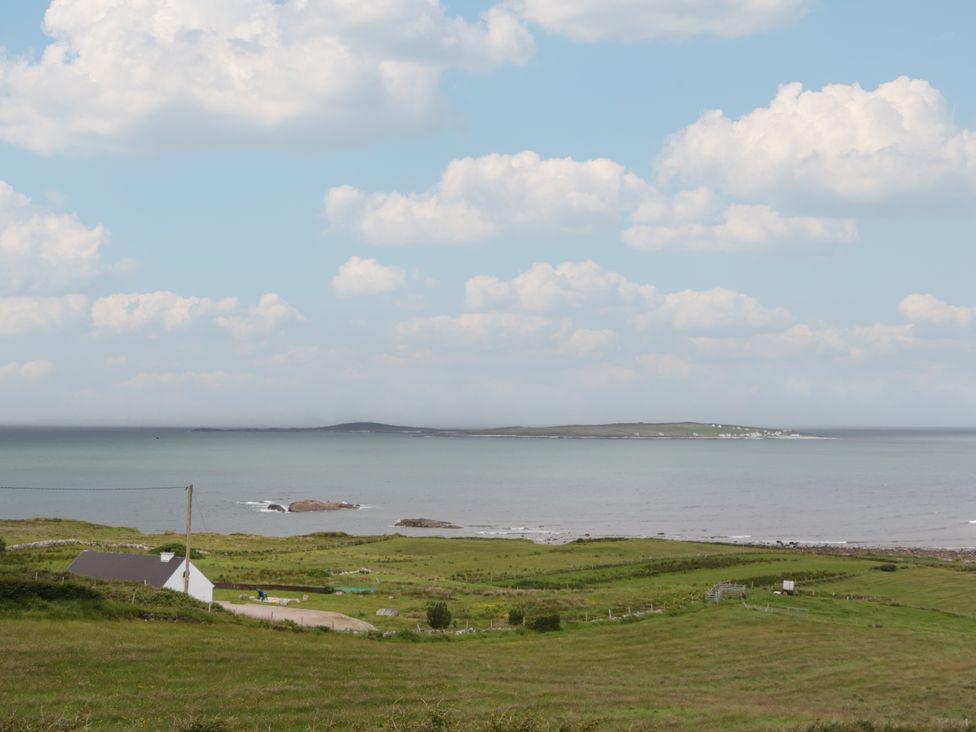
left=163, top=560, right=214, bottom=603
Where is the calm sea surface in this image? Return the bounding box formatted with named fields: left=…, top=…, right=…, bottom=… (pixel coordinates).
left=1, top=428, right=975, bottom=548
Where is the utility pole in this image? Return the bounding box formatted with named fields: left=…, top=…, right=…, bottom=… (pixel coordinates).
left=184, top=484, right=193, bottom=594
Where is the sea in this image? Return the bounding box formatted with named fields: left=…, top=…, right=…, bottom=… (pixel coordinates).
left=1, top=427, right=975, bottom=548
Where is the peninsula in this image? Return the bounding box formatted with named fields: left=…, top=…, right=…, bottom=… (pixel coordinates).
left=194, top=421, right=813, bottom=440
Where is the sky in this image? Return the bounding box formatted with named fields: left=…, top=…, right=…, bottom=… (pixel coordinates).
left=0, top=0, right=974, bottom=428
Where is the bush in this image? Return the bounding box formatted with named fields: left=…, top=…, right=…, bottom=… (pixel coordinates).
left=877, top=563, right=897, bottom=572
left=0, top=577, right=101, bottom=603
left=526, top=613, right=561, bottom=632
left=150, top=543, right=204, bottom=560
left=426, top=601, right=452, bottom=629
left=508, top=607, right=524, bottom=626
left=0, top=536, right=6, bottom=553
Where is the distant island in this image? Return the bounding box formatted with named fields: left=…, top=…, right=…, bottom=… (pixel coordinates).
left=193, top=421, right=815, bottom=440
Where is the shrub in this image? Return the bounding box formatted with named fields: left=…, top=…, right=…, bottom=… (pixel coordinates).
left=526, top=613, right=561, bottom=632
left=877, top=563, right=897, bottom=572
left=507, top=607, right=524, bottom=626
left=0, top=536, right=5, bottom=552
left=150, top=543, right=204, bottom=560
left=426, top=601, right=452, bottom=629
left=0, top=577, right=101, bottom=603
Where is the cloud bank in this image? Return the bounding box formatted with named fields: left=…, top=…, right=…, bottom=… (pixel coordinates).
left=0, top=0, right=533, bottom=153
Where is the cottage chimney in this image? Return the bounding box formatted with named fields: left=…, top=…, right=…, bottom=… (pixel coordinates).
left=160, top=551, right=175, bottom=562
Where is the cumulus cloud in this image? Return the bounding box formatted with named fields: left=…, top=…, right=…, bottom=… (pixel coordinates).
left=467, top=261, right=786, bottom=330
left=562, top=328, right=617, bottom=357
left=0, top=0, right=534, bottom=153
left=624, top=199, right=857, bottom=251
left=91, top=291, right=237, bottom=331
left=466, top=260, right=657, bottom=311
left=215, top=294, right=304, bottom=339
left=638, top=288, right=791, bottom=330
left=327, top=151, right=855, bottom=252
left=396, top=311, right=569, bottom=350
left=0, top=181, right=107, bottom=289
left=692, top=323, right=917, bottom=361
left=0, top=360, right=55, bottom=381
left=0, top=295, right=88, bottom=336
left=331, top=256, right=406, bottom=297
left=326, top=151, right=649, bottom=243
left=513, top=0, right=810, bottom=42
left=658, top=77, right=976, bottom=201
left=899, top=293, right=975, bottom=327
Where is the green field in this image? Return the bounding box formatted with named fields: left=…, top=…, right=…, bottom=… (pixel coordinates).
left=2, top=519, right=975, bottom=731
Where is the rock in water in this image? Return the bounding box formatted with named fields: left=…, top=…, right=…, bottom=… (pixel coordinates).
left=266, top=503, right=287, bottom=512
left=288, top=500, right=360, bottom=513
left=395, top=518, right=462, bottom=529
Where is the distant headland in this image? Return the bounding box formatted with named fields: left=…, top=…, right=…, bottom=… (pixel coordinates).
left=193, top=421, right=816, bottom=440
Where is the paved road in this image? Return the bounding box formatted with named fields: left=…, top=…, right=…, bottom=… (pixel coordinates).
left=217, top=602, right=376, bottom=632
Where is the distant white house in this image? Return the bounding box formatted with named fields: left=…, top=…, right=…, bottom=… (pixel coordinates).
left=68, top=550, right=214, bottom=604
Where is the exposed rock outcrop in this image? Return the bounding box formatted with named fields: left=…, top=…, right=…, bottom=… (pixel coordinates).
left=394, top=518, right=462, bottom=529
left=288, top=500, right=360, bottom=513
left=266, top=503, right=287, bottom=513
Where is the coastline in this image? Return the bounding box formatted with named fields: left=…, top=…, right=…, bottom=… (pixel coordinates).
left=6, top=515, right=976, bottom=561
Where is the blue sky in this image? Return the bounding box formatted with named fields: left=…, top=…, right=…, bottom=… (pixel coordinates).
left=0, top=0, right=974, bottom=427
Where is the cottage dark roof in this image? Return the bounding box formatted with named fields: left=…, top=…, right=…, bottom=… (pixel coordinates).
left=68, top=550, right=183, bottom=587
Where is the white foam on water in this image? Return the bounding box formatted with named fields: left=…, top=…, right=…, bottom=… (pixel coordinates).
left=728, top=535, right=752, bottom=539
left=238, top=500, right=287, bottom=513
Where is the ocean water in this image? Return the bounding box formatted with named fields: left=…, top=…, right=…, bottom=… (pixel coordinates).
left=1, top=427, right=975, bottom=548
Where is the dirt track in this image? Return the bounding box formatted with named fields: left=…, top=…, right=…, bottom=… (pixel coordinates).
left=217, top=602, right=376, bottom=632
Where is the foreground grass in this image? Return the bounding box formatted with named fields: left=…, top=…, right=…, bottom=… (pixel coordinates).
left=3, top=609, right=976, bottom=730
left=2, top=519, right=976, bottom=730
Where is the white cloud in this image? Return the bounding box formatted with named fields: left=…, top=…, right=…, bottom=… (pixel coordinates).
left=692, top=323, right=917, bottom=361
left=514, top=0, right=810, bottom=42
left=328, top=151, right=856, bottom=253
left=120, top=370, right=251, bottom=389
left=0, top=360, right=55, bottom=381
left=466, top=260, right=657, bottom=311
left=331, top=256, right=406, bottom=297
left=899, top=293, right=974, bottom=327
left=0, top=180, right=107, bottom=289
left=91, top=291, right=237, bottom=331
left=0, top=1, right=533, bottom=153
left=659, top=77, right=976, bottom=201
left=467, top=261, right=787, bottom=331
left=624, top=199, right=857, bottom=251
left=215, top=293, right=303, bottom=339
left=0, top=295, right=88, bottom=336
left=326, top=151, right=649, bottom=244
left=396, top=311, right=568, bottom=349
left=639, top=288, right=791, bottom=330
left=563, top=328, right=617, bottom=356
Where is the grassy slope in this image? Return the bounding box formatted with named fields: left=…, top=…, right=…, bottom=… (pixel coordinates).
left=2, top=519, right=976, bottom=730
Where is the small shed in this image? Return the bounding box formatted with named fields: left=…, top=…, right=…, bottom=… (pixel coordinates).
left=68, top=550, right=214, bottom=604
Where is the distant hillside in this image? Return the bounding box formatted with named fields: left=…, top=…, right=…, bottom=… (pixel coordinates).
left=194, top=421, right=813, bottom=440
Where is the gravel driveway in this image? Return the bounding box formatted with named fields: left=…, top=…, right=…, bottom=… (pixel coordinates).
left=217, top=602, right=376, bottom=632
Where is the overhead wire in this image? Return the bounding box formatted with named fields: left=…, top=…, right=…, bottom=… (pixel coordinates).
left=0, top=485, right=188, bottom=492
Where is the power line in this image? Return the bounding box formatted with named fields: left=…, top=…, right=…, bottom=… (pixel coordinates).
left=0, top=485, right=188, bottom=492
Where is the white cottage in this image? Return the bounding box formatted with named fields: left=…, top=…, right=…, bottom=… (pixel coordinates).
left=68, top=549, right=214, bottom=604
